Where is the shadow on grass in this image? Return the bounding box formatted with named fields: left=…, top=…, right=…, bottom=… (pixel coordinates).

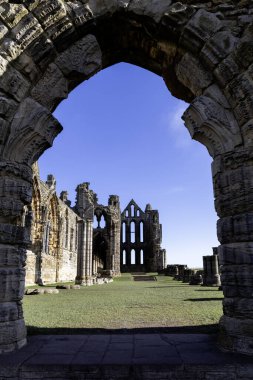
left=195, top=289, right=221, bottom=292
left=185, top=298, right=222, bottom=302
left=27, top=324, right=219, bottom=336
left=146, top=285, right=193, bottom=289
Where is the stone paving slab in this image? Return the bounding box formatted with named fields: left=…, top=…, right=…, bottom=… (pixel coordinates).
left=0, top=334, right=252, bottom=379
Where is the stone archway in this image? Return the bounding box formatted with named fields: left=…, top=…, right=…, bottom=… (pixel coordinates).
left=0, top=1, right=253, bottom=355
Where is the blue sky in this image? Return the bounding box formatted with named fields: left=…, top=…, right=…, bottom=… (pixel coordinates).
left=39, top=62, right=219, bottom=268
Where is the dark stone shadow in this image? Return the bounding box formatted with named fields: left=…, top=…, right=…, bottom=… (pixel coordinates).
left=27, top=324, right=219, bottom=336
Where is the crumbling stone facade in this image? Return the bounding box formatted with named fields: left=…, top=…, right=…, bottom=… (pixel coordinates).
left=26, top=163, right=80, bottom=285
left=27, top=174, right=164, bottom=285
left=121, top=200, right=166, bottom=273
left=27, top=167, right=121, bottom=287
left=0, top=0, right=253, bottom=356
left=93, top=195, right=121, bottom=277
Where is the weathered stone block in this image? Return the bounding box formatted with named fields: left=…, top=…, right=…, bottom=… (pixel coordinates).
left=225, top=73, right=253, bottom=107
left=0, top=3, right=28, bottom=28
left=234, top=40, right=253, bottom=69
left=214, top=56, right=239, bottom=88
left=213, top=165, right=253, bottom=215
left=11, top=13, right=43, bottom=52
left=218, top=213, right=253, bottom=243
left=0, top=22, right=8, bottom=42
left=180, top=9, right=223, bottom=53
left=0, top=302, right=22, bottom=323
left=26, top=34, right=57, bottom=71
left=223, top=297, right=253, bottom=319
left=0, top=162, right=32, bottom=183
left=44, top=15, right=75, bottom=46
left=55, top=34, right=102, bottom=88
left=203, top=84, right=230, bottom=109
left=221, top=264, right=253, bottom=287
left=220, top=315, right=253, bottom=338
left=0, top=199, right=26, bottom=218
left=0, top=267, right=25, bottom=302
left=176, top=53, right=213, bottom=96
left=43, top=288, right=59, bottom=294
left=200, top=31, right=238, bottom=71
left=0, top=177, right=32, bottom=205
left=241, top=119, right=253, bottom=147
left=0, top=318, right=26, bottom=353
left=0, top=54, right=8, bottom=77
left=219, top=243, right=253, bottom=265
left=33, top=0, right=67, bottom=30
left=66, top=1, right=93, bottom=28
left=128, top=0, right=172, bottom=23
left=234, top=95, right=253, bottom=127
left=222, top=284, right=253, bottom=298
left=160, top=3, right=196, bottom=34
left=88, top=0, right=129, bottom=17
left=11, top=52, right=40, bottom=83
left=0, top=66, right=30, bottom=102
left=31, top=63, right=68, bottom=111
left=0, top=96, right=17, bottom=120
left=0, top=224, right=30, bottom=246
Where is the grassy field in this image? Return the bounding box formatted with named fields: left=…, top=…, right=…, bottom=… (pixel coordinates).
left=23, top=274, right=224, bottom=335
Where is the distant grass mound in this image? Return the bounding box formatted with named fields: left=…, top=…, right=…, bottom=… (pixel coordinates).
left=23, top=274, right=223, bottom=335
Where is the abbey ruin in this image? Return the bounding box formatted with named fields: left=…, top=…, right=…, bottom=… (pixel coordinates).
left=25, top=164, right=166, bottom=286
left=0, top=0, right=252, bottom=358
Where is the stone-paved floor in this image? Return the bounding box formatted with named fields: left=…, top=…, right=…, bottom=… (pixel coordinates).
left=0, top=334, right=252, bottom=379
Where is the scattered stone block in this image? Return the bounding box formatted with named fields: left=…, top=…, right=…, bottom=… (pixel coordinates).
left=43, top=288, right=59, bottom=294
left=56, top=285, right=71, bottom=290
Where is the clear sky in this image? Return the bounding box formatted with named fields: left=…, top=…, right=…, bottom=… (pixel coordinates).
left=38, top=62, right=219, bottom=268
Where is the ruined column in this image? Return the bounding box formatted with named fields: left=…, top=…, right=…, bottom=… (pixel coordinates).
left=202, top=250, right=221, bottom=287
left=0, top=162, right=33, bottom=353
left=183, top=269, right=192, bottom=283
left=85, top=219, right=93, bottom=285
left=75, top=183, right=95, bottom=285
left=213, top=151, right=253, bottom=354
left=75, top=220, right=86, bottom=285
left=107, top=195, right=121, bottom=276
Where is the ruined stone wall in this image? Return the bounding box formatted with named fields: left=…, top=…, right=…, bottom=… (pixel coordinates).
left=93, top=196, right=121, bottom=277
left=26, top=168, right=79, bottom=285
left=121, top=200, right=165, bottom=272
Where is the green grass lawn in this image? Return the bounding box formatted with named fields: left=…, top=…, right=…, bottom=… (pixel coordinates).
left=23, top=274, right=224, bottom=335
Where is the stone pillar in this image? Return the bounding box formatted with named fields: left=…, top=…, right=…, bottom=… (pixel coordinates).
left=183, top=269, right=192, bottom=283
left=75, top=220, right=86, bottom=285
left=0, top=162, right=33, bottom=353
left=107, top=195, right=121, bottom=276
left=189, top=270, right=203, bottom=285
left=172, top=265, right=179, bottom=279
left=202, top=252, right=221, bottom=287
left=85, top=219, right=93, bottom=285
left=75, top=220, right=93, bottom=286
left=177, top=265, right=187, bottom=281
left=213, top=151, right=253, bottom=355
